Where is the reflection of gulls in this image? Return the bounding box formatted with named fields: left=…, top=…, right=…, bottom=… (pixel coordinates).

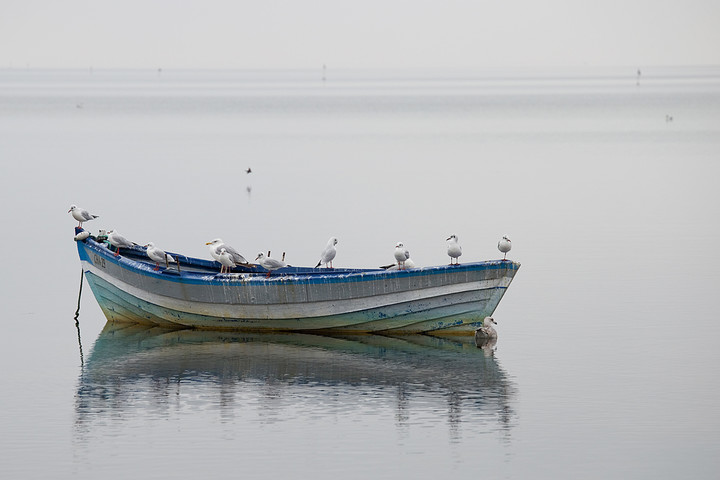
left=475, top=316, right=498, bottom=341
left=394, top=242, right=410, bottom=269
left=145, top=242, right=176, bottom=271
left=498, top=235, right=512, bottom=260
left=255, top=252, right=286, bottom=278
left=446, top=234, right=462, bottom=265
left=206, top=239, right=248, bottom=265
left=217, top=248, right=237, bottom=274
left=107, top=230, right=135, bottom=256
left=68, top=205, right=99, bottom=227
left=315, top=237, right=338, bottom=268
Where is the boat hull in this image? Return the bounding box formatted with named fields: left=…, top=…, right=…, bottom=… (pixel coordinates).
left=76, top=232, right=519, bottom=334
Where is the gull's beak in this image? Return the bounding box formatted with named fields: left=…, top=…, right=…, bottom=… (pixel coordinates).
left=205, top=241, right=212, bottom=245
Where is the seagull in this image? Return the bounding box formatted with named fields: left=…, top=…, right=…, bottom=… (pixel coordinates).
left=474, top=316, right=498, bottom=341
left=107, top=230, right=135, bottom=256
left=145, top=242, right=176, bottom=271
left=498, top=235, right=512, bottom=260
left=447, top=234, right=462, bottom=265
left=217, top=247, right=237, bottom=274
left=206, top=239, right=248, bottom=265
left=381, top=257, right=416, bottom=270
left=394, top=242, right=410, bottom=269
left=73, top=231, right=90, bottom=242
left=68, top=204, right=99, bottom=227
left=315, top=237, right=338, bottom=268
left=246, top=167, right=252, bottom=174
left=255, top=252, right=287, bottom=278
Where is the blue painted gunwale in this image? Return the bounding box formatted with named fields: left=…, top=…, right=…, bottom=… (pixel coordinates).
left=76, top=228, right=520, bottom=288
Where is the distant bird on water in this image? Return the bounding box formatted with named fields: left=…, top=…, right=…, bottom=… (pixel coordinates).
left=145, top=242, right=176, bottom=271
left=68, top=204, right=99, bottom=227
left=447, top=234, right=462, bottom=265
left=475, top=316, right=498, bottom=341
left=255, top=252, right=287, bottom=278
left=394, top=242, right=410, bottom=269
left=206, top=239, right=248, bottom=265
left=217, top=247, right=237, bottom=274
left=498, top=235, right=512, bottom=260
left=107, top=230, right=135, bottom=256
left=315, top=237, right=338, bottom=268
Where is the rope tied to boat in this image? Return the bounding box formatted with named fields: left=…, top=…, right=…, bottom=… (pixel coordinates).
left=74, top=269, right=85, bottom=366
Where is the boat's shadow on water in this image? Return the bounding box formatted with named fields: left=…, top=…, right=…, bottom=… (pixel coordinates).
left=75, top=321, right=517, bottom=436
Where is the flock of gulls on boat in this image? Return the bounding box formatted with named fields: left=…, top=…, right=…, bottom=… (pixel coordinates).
left=70, top=204, right=510, bottom=340
left=70, top=204, right=513, bottom=273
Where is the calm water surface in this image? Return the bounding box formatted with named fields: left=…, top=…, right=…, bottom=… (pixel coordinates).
left=1, top=67, right=719, bottom=479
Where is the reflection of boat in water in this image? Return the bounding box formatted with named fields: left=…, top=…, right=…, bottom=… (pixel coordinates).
left=76, top=322, right=516, bottom=432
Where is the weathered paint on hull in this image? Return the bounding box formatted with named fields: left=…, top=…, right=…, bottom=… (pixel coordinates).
left=77, top=233, right=519, bottom=334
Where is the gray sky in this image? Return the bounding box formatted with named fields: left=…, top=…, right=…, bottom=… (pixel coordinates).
left=2, top=0, right=719, bottom=69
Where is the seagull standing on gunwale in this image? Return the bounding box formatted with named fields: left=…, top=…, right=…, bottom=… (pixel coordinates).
left=145, top=242, right=176, bottom=271
left=107, top=230, right=135, bottom=256
left=394, top=242, right=410, bottom=269
left=255, top=252, right=287, bottom=278
left=447, top=234, right=462, bottom=265
left=68, top=204, right=99, bottom=227
left=498, top=235, right=512, bottom=260
left=316, top=237, right=338, bottom=268
left=206, top=239, right=248, bottom=265
left=217, top=247, right=237, bottom=274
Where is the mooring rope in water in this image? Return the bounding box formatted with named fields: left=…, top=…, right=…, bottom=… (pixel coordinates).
left=74, top=269, right=84, bottom=366
left=74, top=269, right=84, bottom=323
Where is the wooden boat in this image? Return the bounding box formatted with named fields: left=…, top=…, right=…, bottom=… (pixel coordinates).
left=74, top=227, right=520, bottom=333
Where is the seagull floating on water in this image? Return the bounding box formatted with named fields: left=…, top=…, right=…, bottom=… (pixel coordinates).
left=107, top=230, right=135, bottom=256
left=145, top=242, right=176, bottom=271
left=474, top=316, right=498, bottom=341
left=68, top=205, right=99, bottom=227
left=315, top=237, right=338, bottom=268
left=217, top=247, right=237, bottom=274
left=206, top=239, right=248, bottom=266
left=394, top=242, right=410, bottom=269
left=255, top=252, right=287, bottom=278
left=447, top=234, right=462, bottom=265
left=498, top=235, right=512, bottom=260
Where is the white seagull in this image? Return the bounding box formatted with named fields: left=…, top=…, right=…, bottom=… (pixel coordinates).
left=68, top=204, right=99, bottom=227
left=447, top=234, right=462, bottom=265
left=394, top=242, right=410, bottom=269
left=206, top=238, right=248, bottom=265
left=498, top=235, right=512, bottom=260
left=107, top=230, right=135, bottom=257
left=315, top=237, right=338, bottom=268
left=217, top=247, right=237, bottom=274
left=145, top=242, right=176, bottom=271
left=255, top=252, right=287, bottom=278
left=474, top=316, right=498, bottom=340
